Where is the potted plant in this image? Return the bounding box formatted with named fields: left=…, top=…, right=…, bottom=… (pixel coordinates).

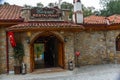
left=13, top=43, right=24, bottom=74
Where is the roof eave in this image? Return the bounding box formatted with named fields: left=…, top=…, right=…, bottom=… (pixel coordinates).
left=6, top=27, right=84, bottom=32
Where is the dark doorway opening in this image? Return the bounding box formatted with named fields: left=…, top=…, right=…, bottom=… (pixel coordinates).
left=33, top=35, right=63, bottom=69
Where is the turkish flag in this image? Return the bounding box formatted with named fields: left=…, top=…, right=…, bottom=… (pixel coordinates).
left=8, top=32, right=16, bottom=47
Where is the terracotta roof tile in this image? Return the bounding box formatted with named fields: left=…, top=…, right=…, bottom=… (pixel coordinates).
left=6, top=21, right=84, bottom=31
left=0, top=5, right=23, bottom=21
left=1, top=4, right=120, bottom=25
left=84, top=15, right=107, bottom=24
left=108, top=14, right=120, bottom=24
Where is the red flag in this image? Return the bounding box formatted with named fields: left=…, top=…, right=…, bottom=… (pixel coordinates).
left=8, top=32, right=16, bottom=47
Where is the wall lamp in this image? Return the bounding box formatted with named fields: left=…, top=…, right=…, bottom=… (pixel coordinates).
left=64, top=37, right=68, bottom=42
left=26, top=37, right=30, bottom=44
left=26, top=32, right=31, bottom=44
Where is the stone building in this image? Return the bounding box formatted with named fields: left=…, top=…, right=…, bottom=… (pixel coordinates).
left=0, top=0, right=120, bottom=74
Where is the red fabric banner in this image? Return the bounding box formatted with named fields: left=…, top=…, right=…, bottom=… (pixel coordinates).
left=8, top=32, right=16, bottom=47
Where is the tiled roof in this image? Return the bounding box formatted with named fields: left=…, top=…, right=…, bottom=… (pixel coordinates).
left=0, top=4, right=120, bottom=25
left=108, top=14, right=120, bottom=24
left=84, top=15, right=120, bottom=25
left=7, top=21, right=84, bottom=31
left=84, top=15, right=107, bottom=24
left=0, top=5, right=23, bottom=21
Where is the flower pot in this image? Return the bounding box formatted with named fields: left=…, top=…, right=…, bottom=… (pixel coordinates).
left=14, top=66, right=21, bottom=74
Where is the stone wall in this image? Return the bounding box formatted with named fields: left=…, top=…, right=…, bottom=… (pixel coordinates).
left=30, top=31, right=75, bottom=69
left=22, top=32, right=31, bottom=73
left=75, top=30, right=120, bottom=66
left=63, top=32, right=75, bottom=69
left=4, top=30, right=120, bottom=74
left=107, top=30, right=120, bottom=64
left=20, top=31, right=76, bottom=72
left=0, top=27, right=7, bottom=74
left=8, top=32, right=25, bottom=72
left=8, top=37, right=14, bottom=72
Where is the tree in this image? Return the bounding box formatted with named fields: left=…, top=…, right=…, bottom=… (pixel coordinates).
left=48, top=3, right=54, bottom=8
left=82, top=5, right=95, bottom=17
left=60, top=1, right=96, bottom=18
left=100, top=0, right=111, bottom=8
left=37, top=2, right=44, bottom=8
left=24, top=4, right=32, bottom=8
left=61, top=1, right=73, bottom=10
left=100, top=0, right=120, bottom=16
left=61, top=2, right=73, bottom=19
left=13, top=43, right=24, bottom=66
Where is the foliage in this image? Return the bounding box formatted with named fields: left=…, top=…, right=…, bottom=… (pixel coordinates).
left=60, top=1, right=96, bottom=17
left=34, top=44, right=44, bottom=58
left=100, top=0, right=120, bottom=16
left=4, top=2, right=10, bottom=5
left=82, top=5, right=95, bottom=17
left=37, top=2, right=44, bottom=8
left=48, top=3, right=54, bottom=8
left=13, top=43, right=24, bottom=66
left=24, top=4, right=32, bottom=8
left=100, top=0, right=111, bottom=7
left=61, top=1, right=73, bottom=10
left=61, top=2, right=73, bottom=19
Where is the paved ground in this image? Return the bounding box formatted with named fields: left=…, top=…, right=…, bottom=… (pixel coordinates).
left=1, top=64, right=120, bottom=80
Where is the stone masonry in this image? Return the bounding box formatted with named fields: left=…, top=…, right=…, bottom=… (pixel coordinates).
left=0, top=28, right=120, bottom=73
left=74, top=30, right=120, bottom=66
left=1, top=28, right=120, bottom=74
left=0, top=27, right=7, bottom=74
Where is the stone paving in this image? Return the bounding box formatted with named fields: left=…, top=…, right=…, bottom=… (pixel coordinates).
left=1, top=64, right=120, bottom=80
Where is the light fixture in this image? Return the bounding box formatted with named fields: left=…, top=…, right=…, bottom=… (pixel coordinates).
left=26, top=37, right=30, bottom=44
left=26, top=32, right=31, bottom=44
left=60, top=31, right=64, bottom=34
left=64, top=37, right=68, bottom=42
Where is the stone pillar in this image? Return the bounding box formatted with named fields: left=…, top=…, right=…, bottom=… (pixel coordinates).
left=64, top=32, right=75, bottom=69
left=0, top=27, right=7, bottom=73
left=8, top=39, right=14, bottom=72
left=22, top=33, right=31, bottom=73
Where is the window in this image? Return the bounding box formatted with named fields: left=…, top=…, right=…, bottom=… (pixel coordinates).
left=116, top=35, right=120, bottom=51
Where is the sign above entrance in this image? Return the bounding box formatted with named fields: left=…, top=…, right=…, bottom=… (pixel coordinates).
left=31, top=7, right=62, bottom=18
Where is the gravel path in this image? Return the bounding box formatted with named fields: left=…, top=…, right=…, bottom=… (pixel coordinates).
left=1, top=64, right=120, bottom=80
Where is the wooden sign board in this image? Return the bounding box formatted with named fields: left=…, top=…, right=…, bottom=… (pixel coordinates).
left=31, top=7, right=61, bottom=18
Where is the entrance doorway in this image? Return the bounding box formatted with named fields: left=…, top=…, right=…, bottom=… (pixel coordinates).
left=31, top=34, right=64, bottom=71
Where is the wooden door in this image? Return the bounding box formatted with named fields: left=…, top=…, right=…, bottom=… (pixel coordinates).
left=58, top=42, right=64, bottom=68
left=30, top=44, right=35, bottom=72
